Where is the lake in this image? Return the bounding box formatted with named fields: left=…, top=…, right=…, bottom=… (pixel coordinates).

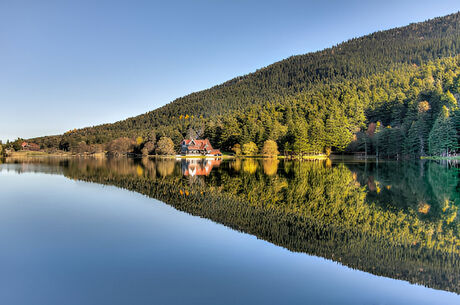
left=0, top=157, right=459, bottom=305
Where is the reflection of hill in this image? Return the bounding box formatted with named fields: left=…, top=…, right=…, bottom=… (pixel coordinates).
left=10, top=157, right=460, bottom=294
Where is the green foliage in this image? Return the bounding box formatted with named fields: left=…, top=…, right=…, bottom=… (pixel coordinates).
left=429, top=106, right=457, bottom=155
left=7, top=138, right=25, bottom=151
left=242, top=142, right=258, bottom=155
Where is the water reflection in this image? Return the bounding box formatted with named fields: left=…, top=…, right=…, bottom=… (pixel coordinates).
left=345, top=161, right=459, bottom=223
left=2, top=157, right=460, bottom=294
left=181, top=158, right=222, bottom=176
left=262, top=158, right=279, bottom=175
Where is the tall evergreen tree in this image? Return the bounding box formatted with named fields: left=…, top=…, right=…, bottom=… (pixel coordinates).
left=428, top=106, right=457, bottom=156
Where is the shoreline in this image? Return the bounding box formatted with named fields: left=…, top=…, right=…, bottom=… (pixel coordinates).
left=421, top=156, right=460, bottom=161
left=4, top=150, right=329, bottom=161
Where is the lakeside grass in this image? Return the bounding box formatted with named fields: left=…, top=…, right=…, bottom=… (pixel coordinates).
left=5, top=150, right=105, bottom=159
left=5, top=151, right=70, bottom=157
left=7, top=151, right=50, bottom=156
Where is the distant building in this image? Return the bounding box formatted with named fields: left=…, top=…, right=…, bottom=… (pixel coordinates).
left=21, top=142, right=40, bottom=151
left=180, top=138, right=222, bottom=156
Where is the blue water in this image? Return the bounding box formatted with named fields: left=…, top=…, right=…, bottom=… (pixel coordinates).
left=0, top=165, right=459, bottom=305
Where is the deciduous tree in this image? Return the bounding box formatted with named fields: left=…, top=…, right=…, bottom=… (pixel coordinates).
left=156, top=137, right=175, bottom=155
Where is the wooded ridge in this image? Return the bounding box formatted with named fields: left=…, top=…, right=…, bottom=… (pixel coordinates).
left=9, top=12, right=460, bottom=158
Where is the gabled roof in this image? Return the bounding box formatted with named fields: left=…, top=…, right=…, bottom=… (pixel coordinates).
left=182, top=138, right=212, bottom=150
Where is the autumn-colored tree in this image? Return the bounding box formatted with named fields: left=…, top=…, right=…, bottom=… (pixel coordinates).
left=142, top=141, right=156, bottom=156
left=232, top=143, right=242, bottom=156
left=442, top=91, right=457, bottom=109
left=156, top=137, right=175, bottom=155
left=262, top=140, right=279, bottom=157
left=87, top=144, right=104, bottom=154
left=242, top=142, right=258, bottom=156
left=76, top=141, right=88, bottom=154
left=106, top=137, right=135, bottom=155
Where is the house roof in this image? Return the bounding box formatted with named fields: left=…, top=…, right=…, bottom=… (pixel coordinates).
left=208, top=149, right=221, bottom=155
left=183, top=139, right=212, bottom=150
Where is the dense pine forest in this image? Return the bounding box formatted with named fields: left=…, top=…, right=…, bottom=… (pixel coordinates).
left=17, top=12, right=460, bottom=157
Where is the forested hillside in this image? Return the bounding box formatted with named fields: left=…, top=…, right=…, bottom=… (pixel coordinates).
left=27, top=12, right=460, bottom=157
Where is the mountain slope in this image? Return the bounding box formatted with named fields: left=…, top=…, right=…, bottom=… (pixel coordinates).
left=31, top=12, right=460, bottom=154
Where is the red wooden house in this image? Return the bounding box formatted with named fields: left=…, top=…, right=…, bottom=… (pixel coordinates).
left=180, top=138, right=222, bottom=156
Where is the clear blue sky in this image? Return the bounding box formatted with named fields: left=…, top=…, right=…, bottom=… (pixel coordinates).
left=1, top=0, right=459, bottom=142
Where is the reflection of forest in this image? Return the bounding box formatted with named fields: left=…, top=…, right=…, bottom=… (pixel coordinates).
left=3, top=157, right=460, bottom=293
left=345, top=161, right=459, bottom=224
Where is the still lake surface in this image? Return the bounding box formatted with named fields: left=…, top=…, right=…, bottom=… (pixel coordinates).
left=0, top=157, right=459, bottom=305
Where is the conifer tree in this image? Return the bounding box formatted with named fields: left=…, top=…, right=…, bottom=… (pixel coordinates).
left=428, top=106, right=457, bottom=156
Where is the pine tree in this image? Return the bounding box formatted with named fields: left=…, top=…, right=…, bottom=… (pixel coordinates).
left=405, top=122, right=421, bottom=157
left=428, top=106, right=457, bottom=156
left=325, top=107, right=353, bottom=152
left=292, top=119, right=310, bottom=154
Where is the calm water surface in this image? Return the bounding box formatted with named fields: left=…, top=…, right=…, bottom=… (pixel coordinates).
left=0, top=157, right=459, bottom=305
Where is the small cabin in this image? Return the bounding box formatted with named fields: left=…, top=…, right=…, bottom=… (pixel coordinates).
left=21, top=142, right=40, bottom=151
left=180, top=138, right=222, bottom=156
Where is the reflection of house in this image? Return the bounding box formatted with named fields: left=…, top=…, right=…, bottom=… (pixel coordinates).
left=180, top=138, right=221, bottom=156
left=21, top=142, right=40, bottom=151
left=181, top=158, right=222, bottom=176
